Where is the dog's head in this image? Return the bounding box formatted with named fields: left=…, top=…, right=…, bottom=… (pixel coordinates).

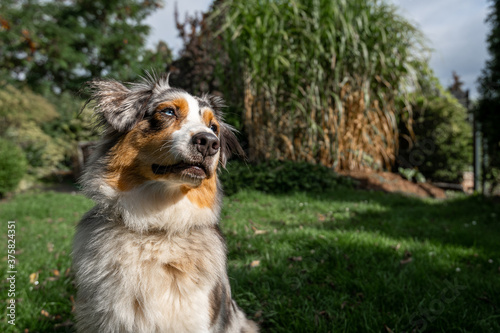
left=84, top=73, right=243, bottom=193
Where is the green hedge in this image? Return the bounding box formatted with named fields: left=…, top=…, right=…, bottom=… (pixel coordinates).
left=220, top=160, right=352, bottom=196
left=0, top=138, right=27, bottom=196
left=0, top=85, right=96, bottom=179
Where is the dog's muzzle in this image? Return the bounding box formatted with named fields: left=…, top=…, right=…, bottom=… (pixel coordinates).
left=150, top=132, right=220, bottom=180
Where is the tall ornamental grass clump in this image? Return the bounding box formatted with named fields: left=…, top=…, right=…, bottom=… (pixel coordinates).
left=212, top=0, right=428, bottom=170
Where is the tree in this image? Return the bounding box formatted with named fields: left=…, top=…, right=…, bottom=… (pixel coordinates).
left=449, top=71, right=470, bottom=109
left=143, top=40, right=174, bottom=71
left=167, top=2, right=241, bottom=126
left=0, top=0, right=166, bottom=94
left=168, top=4, right=227, bottom=91
left=476, top=0, right=500, bottom=193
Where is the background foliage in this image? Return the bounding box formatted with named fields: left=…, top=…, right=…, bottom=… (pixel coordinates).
left=171, top=0, right=473, bottom=184
left=0, top=138, right=27, bottom=196
left=0, top=0, right=478, bottom=192
left=476, top=0, right=500, bottom=193
left=398, top=75, right=472, bottom=183
left=0, top=84, right=59, bottom=132
left=0, top=0, right=172, bottom=191
left=167, top=2, right=243, bottom=128
left=0, top=84, right=97, bottom=180
left=220, top=160, right=353, bottom=196
left=0, top=0, right=168, bottom=94
left=0, top=84, right=66, bottom=177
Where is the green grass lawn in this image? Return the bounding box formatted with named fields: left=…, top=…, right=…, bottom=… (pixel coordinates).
left=1, top=188, right=499, bottom=332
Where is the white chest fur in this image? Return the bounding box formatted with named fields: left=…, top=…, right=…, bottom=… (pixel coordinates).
left=100, top=180, right=220, bottom=234
left=73, top=213, right=227, bottom=333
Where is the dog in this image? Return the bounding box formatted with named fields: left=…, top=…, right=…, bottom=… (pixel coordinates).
left=72, top=73, right=259, bottom=333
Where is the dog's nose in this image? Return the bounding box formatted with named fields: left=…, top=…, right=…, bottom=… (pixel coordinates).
left=192, top=132, right=220, bottom=157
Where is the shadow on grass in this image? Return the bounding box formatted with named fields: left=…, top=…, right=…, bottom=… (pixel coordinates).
left=270, top=189, right=500, bottom=254
left=222, top=188, right=500, bottom=332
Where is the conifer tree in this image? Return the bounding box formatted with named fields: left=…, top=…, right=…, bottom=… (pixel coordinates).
left=477, top=0, right=500, bottom=192
left=0, top=0, right=168, bottom=93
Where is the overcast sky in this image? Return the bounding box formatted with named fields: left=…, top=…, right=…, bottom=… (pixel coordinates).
left=145, top=0, right=492, bottom=99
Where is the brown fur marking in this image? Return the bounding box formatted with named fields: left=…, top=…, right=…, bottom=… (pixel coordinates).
left=202, top=109, right=220, bottom=135
left=181, top=176, right=217, bottom=208
left=133, top=297, right=145, bottom=321
left=105, top=115, right=182, bottom=191
left=162, top=262, right=186, bottom=277
left=156, top=98, right=190, bottom=119
left=209, top=282, right=223, bottom=326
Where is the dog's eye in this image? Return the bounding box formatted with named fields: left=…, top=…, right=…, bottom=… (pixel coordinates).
left=210, top=124, right=218, bottom=133
left=160, top=108, right=176, bottom=117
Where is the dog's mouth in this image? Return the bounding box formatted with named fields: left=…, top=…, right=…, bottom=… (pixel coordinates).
left=152, top=162, right=208, bottom=179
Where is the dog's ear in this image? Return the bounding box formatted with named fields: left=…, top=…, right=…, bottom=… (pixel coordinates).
left=203, top=94, right=245, bottom=166
left=84, top=79, right=152, bottom=132
left=220, top=122, right=245, bottom=167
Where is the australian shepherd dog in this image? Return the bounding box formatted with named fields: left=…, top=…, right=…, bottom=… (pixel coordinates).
left=72, top=73, right=258, bottom=333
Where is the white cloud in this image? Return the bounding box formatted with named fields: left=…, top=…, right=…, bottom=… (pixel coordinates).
left=391, top=0, right=490, bottom=98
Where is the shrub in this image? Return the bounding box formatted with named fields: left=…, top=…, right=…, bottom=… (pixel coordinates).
left=0, top=85, right=93, bottom=178
left=219, top=160, right=352, bottom=196
left=4, top=121, right=68, bottom=177
left=398, top=80, right=472, bottom=183
left=42, top=91, right=99, bottom=143
left=0, top=138, right=27, bottom=196
left=0, top=84, right=59, bottom=133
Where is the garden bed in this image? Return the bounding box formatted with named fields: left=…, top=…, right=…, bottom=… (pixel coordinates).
left=340, top=170, right=447, bottom=198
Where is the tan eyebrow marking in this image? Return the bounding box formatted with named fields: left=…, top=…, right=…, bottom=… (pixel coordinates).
left=156, top=99, right=189, bottom=118
left=202, top=109, right=215, bottom=126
